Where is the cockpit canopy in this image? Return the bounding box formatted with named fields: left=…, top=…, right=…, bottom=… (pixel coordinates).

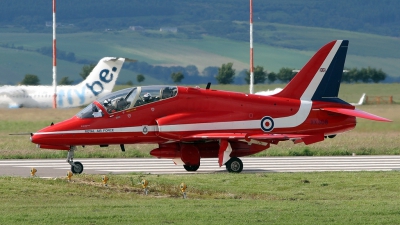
left=76, top=85, right=177, bottom=118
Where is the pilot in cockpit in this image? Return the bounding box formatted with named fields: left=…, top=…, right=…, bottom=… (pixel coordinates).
left=143, top=93, right=153, bottom=103
left=103, top=99, right=116, bottom=113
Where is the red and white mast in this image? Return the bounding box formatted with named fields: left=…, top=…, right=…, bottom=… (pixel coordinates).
left=52, top=0, right=57, bottom=108
left=249, top=0, right=254, bottom=94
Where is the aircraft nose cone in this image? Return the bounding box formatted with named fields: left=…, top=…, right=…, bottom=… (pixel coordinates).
left=30, top=124, right=57, bottom=144
left=30, top=131, right=70, bottom=150
left=30, top=132, right=40, bottom=144
left=30, top=128, right=51, bottom=145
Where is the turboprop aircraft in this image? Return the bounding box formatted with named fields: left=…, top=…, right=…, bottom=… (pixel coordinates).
left=0, top=57, right=128, bottom=108
left=30, top=40, right=391, bottom=174
left=350, top=93, right=366, bottom=106
left=255, top=88, right=283, bottom=96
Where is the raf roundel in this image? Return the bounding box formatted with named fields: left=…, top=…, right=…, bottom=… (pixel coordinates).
left=142, top=125, right=149, bottom=135
left=260, top=116, right=274, bottom=132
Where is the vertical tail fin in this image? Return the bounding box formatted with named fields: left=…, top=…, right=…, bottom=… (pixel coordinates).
left=58, top=57, right=136, bottom=108
left=274, top=40, right=349, bottom=102
left=76, top=57, right=126, bottom=97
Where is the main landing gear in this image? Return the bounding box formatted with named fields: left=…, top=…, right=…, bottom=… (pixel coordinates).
left=182, top=157, right=244, bottom=173
left=67, top=146, right=84, bottom=174
left=183, top=165, right=200, bottom=172
left=225, top=157, right=243, bottom=173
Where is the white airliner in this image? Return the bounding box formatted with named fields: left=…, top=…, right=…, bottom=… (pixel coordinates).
left=350, top=93, right=366, bottom=106
left=0, top=57, right=129, bottom=108
left=255, top=88, right=283, bottom=96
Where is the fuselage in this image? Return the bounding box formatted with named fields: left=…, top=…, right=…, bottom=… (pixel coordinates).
left=31, top=85, right=357, bottom=147
left=0, top=85, right=103, bottom=108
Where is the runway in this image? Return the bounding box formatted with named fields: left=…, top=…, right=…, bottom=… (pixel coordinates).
left=1, top=156, right=400, bottom=177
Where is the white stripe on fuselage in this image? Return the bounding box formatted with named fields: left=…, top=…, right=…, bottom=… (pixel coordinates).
left=158, top=100, right=312, bottom=132
left=34, top=125, right=158, bottom=135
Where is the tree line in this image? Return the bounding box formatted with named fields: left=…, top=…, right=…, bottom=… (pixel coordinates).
left=20, top=62, right=386, bottom=86
left=216, top=63, right=387, bottom=85
left=216, top=63, right=387, bottom=84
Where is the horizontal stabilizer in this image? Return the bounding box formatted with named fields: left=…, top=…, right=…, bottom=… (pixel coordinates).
left=321, top=108, right=392, bottom=122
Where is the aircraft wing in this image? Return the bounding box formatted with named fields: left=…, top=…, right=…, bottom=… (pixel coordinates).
left=0, top=86, right=26, bottom=96
left=247, top=133, right=310, bottom=140
left=182, top=133, right=247, bottom=140
left=321, top=108, right=392, bottom=122
left=182, top=132, right=325, bottom=145
left=182, top=132, right=309, bottom=141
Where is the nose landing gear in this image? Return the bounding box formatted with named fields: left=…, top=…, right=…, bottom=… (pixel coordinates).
left=67, top=146, right=84, bottom=174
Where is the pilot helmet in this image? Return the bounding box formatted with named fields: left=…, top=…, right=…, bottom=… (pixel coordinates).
left=103, top=99, right=111, bottom=107
left=143, top=93, right=151, bottom=101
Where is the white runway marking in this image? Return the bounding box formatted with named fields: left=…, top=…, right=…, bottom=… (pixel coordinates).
left=1, top=156, right=400, bottom=177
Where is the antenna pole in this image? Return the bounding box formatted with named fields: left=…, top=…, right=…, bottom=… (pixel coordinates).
left=52, top=0, right=57, bottom=108
left=249, top=0, right=254, bottom=94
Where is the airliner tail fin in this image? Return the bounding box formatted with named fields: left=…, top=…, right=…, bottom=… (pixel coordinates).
left=77, top=57, right=132, bottom=97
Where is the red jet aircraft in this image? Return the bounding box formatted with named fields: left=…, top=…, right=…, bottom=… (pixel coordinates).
left=31, top=40, right=391, bottom=174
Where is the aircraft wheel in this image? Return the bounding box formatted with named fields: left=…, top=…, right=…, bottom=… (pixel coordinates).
left=225, top=157, right=243, bottom=173
left=183, top=165, right=200, bottom=172
left=71, top=161, right=84, bottom=174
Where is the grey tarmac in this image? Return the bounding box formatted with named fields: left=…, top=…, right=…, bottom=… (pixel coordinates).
left=1, top=156, right=400, bottom=178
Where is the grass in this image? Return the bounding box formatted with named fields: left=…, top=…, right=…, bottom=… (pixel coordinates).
left=1, top=172, right=400, bottom=224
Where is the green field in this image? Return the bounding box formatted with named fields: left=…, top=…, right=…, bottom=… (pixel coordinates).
left=1, top=172, right=400, bottom=224
left=1, top=23, right=400, bottom=85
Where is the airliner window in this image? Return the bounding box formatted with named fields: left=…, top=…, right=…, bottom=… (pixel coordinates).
left=76, top=103, right=103, bottom=119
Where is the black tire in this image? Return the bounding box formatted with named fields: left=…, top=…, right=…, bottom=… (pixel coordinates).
left=225, top=157, right=243, bottom=173
left=71, top=161, right=84, bottom=174
left=183, top=165, right=200, bottom=172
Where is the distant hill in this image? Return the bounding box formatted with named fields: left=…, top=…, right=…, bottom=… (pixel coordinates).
left=1, top=27, right=400, bottom=85
left=0, top=0, right=399, bottom=38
